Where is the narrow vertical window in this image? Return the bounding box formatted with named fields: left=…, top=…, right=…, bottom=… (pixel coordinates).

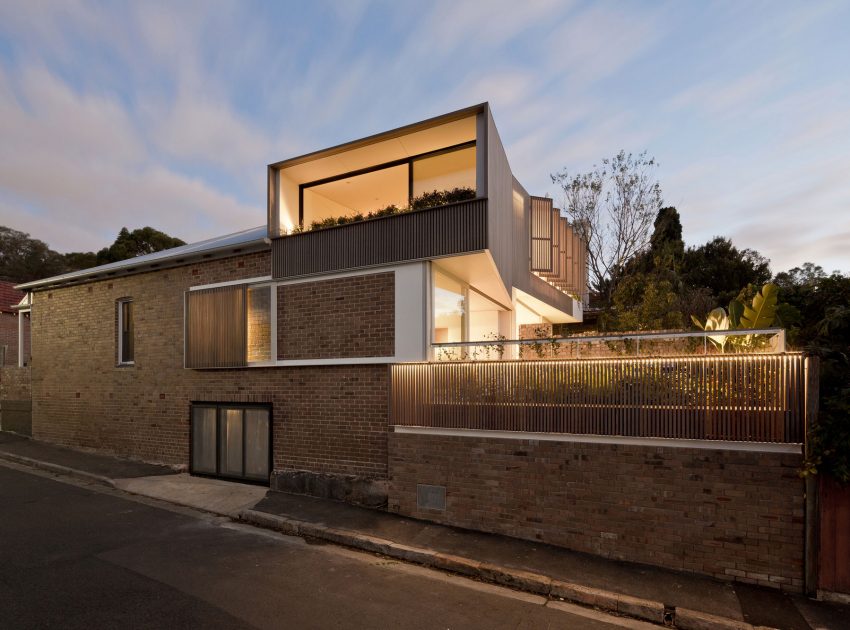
left=118, top=299, right=134, bottom=364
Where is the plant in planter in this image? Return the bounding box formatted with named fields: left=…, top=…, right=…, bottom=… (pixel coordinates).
left=288, top=187, right=477, bottom=235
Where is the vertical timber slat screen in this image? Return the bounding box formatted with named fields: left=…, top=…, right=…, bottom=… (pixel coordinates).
left=272, top=198, right=487, bottom=278
left=390, top=355, right=808, bottom=443
left=531, top=201, right=589, bottom=302
left=185, top=286, right=247, bottom=368
left=530, top=196, right=554, bottom=273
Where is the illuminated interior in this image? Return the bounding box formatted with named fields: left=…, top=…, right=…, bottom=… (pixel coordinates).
left=303, top=165, right=408, bottom=225
left=300, top=145, right=477, bottom=228
left=468, top=290, right=504, bottom=341
left=433, top=268, right=506, bottom=343
left=412, top=146, right=476, bottom=197
left=433, top=270, right=466, bottom=343
left=276, top=115, right=477, bottom=232
left=247, top=286, right=271, bottom=362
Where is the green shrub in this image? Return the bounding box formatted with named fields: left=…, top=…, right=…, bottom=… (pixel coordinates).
left=291, top=187, right=476, bottom=234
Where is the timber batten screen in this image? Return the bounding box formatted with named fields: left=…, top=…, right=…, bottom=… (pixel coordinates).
left=529, top=196, right=588, bottom=302
left=272, top=198, right=487, bottom=279
left=391, top=355, right=809, bottom=443
left=185, top=286, right=247, bottom=368
left=530, top=196, right=554, bottom=273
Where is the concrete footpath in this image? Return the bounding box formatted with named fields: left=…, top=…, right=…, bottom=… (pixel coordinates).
left=1, top=431, right=847, bottom=630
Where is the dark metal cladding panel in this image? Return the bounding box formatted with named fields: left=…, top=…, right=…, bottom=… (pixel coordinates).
left=271, top=198, right=488, bottom=279
left=185, top=286, right=247, bottom=368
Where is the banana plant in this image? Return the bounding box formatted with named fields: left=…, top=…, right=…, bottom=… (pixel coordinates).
left=740, top=283, right=778, bottom=329
left=691, top=307, right=730, bottom=351
left=691, top=283, right=779, bottom=352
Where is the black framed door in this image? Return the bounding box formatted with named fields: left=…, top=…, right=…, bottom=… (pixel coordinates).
left=190, top=403, right=271, bottom=484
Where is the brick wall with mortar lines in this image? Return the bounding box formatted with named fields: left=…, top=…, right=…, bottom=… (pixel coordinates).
left=278, top=272, right=394, bottom=360
left=30, top=251, right=389, bottom=478
left=0, top=312, right=30, bottom=366
left=0, top=366, right=31, bottom=400
left=388, top=432, right=805, bottom=591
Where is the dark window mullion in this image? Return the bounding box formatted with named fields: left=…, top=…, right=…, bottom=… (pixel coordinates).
left=215, top=407, right=222, bottom=477
left=241, top=408, right=247, bottom=479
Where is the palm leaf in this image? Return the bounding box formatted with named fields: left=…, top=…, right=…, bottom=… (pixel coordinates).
left=728, top=299, right=744, bottom=329
left=740, top=283, right=778, bottom=329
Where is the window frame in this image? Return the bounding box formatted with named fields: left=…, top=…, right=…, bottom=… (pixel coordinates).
left=298, top=140, right=476, bottom=226
left=431, top=265, right=510, bottom=346
left=246, top=281, right=277, bottom=366
left=183, top=279, right=277, bottom=369
left=189, top=401, right=273, bottom=485
left=117, top=298, right=134, bottom=366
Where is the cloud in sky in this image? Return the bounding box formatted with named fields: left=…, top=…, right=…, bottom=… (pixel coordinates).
left=0, top=0, right=848, bottom=273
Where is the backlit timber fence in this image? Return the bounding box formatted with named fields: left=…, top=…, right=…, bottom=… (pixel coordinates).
left=390, top=354, right=814, bottom=443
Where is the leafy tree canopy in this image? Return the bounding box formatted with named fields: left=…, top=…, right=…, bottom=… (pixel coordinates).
left=551, top=151, right=663, bottom=303
left=95, top=227, right=185, bottom=265
left=602, top=207, right=686, bottom=331
left=0, top=226, right=67, bottom=283
left=0, top=225, right=185, bottom=283
left=681, top=237, right=771, bottom=305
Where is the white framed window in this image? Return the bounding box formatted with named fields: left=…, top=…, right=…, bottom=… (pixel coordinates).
left=118, top=298, right=134, bottom=365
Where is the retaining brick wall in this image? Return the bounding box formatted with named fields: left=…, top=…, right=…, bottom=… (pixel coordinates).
left=277, top=272, right=394, bottom=360
left=388, top=431, right=805, bottom=591
left=29, top=252, right=390, bottom=478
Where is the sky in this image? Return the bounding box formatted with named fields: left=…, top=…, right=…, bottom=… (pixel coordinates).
left=0, top=0, right=848, bottom=274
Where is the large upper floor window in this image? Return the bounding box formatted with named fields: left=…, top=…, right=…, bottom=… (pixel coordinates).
left=185, top=282, right=274, bottom=369
left=300, top=143, right=476, bottom=228
left=117, top=298, right=134, bottom=365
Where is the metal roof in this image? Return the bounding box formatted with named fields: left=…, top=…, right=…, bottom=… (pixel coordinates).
left=0, top=281, right=25, bottom=313
left=16, top=225, right=269, bottom=291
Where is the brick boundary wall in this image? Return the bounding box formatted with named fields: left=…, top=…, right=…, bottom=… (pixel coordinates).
left=28, top=252, right=391, bottom=490
left=388, top=432, right=805, bottom=591
left=0, top=366, right=32, bottom=435
left=0, top=366, right=31, bottom=400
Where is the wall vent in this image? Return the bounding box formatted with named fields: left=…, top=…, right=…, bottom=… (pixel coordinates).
left=416, top=484, right=446, bottom=511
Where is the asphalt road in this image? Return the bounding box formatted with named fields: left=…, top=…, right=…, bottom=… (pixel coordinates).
left=0, top=463, right=651, bottom=630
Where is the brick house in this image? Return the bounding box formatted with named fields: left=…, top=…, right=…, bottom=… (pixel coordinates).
left=10, top=104, right=812, bottom=591
left=0, top=281, right=30, bottom=367
left=15, top=103, right=587, bottom=500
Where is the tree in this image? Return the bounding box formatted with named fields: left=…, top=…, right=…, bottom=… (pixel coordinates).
left=95, top=227, right=185, bottom=265
left=63, top=251, right=99, bottom=272
left=681, top=237, right=771, bottom=305
left=0, top=225, right=186, bottom=281
left=0, top=226, right=67, bottom=282
left=773, top=265, right=850, bottom=482
left=551, top=151, right=663, bottom=303
left=602, top=207, right=686, bottom=331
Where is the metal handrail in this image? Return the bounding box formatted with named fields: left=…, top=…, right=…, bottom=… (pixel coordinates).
left=433, top=328, right=786, bottom=347
left=432, top=328, right=787, bottom=357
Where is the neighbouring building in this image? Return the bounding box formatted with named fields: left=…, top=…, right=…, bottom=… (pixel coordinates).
left=0, top=281, right=30, bottom=367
